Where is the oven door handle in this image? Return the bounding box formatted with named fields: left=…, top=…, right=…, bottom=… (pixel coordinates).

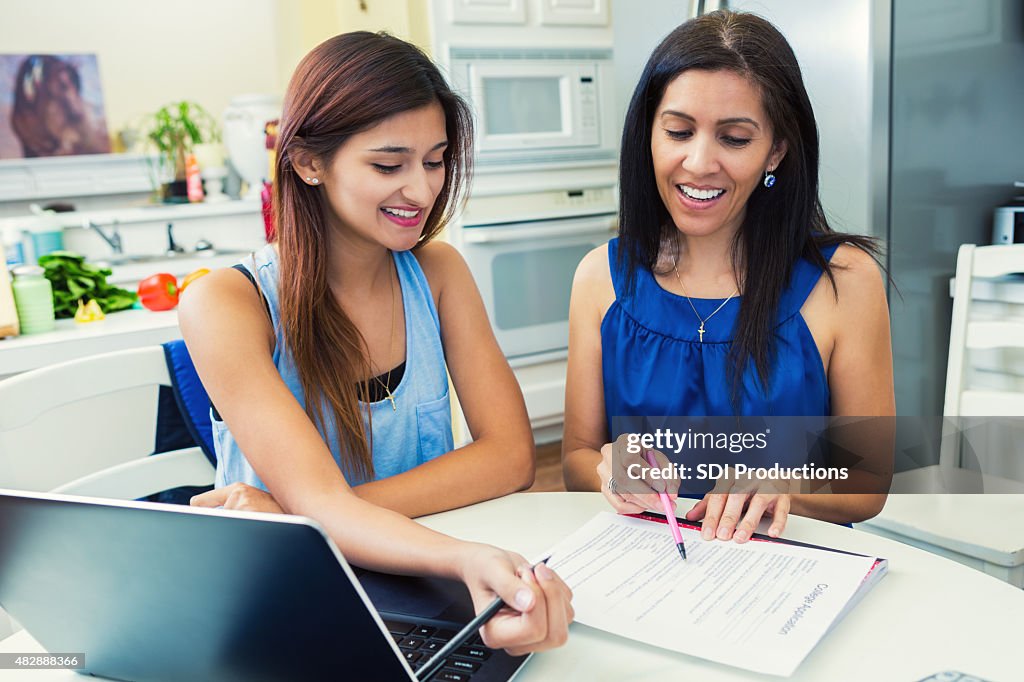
left=460, top=216, right=617, bottom=244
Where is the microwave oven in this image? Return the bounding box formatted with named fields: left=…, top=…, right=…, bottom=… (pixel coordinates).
left=447, top=47, right=618, bottom=170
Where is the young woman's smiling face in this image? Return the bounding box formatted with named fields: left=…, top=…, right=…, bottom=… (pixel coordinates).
left=651, top=69, right=786, bottom=240
left=320, top=101, right=448, bottom=252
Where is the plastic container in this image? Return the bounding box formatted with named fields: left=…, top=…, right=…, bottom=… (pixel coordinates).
left=11, top=265, right=56, bottom=334
left=2, top=227, right=25, bottom=268
left=22, top=209, right=67, bottom=261
left=30, top=229, right=65, bottom=258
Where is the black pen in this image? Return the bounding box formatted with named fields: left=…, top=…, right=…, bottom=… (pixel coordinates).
left=416, top=557, right=550, bottom=681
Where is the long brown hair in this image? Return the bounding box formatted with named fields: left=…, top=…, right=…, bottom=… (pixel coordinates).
left=273, top=32, right=473, bottom=481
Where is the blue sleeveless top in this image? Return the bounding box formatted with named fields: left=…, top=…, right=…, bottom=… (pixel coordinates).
left=602, top=237, right=838, bottom=437
left=213, top=244, right=454, bottom=490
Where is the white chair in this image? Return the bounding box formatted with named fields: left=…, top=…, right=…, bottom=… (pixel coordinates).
left=0, top=345, right=215, bottom=499
left=859, top=244, right=1024, bottom=588
left=0, top=345, right=217, bottom=639
left=941, top=243, right=1024, bottom=469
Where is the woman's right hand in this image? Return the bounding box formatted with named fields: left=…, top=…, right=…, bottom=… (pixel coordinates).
left=597, top=436, right=681, bottom=514
left=457, top=544, right=574, bottom=656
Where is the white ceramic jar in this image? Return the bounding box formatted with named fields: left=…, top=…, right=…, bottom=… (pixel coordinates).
left=222, top=95, right=282, bottom=201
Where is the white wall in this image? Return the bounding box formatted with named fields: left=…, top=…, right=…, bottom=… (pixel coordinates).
left=0, top=0, right=283, bottom=138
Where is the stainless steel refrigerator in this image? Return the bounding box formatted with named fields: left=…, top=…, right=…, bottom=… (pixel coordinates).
left=611, top=0, right=1024, bottom=455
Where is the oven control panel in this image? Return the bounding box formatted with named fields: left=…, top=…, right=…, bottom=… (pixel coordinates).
left=462, top=186, right=616, bottom=226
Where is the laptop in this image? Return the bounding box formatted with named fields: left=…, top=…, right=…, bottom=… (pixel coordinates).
left=0, top=489, right=530, bottom=682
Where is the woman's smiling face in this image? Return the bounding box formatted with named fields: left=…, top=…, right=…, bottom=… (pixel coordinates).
left=651, top=69, right=786, bottom=240
left=320, top=101, right=448, bottom=252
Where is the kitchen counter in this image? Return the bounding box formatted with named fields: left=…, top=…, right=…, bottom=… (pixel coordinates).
left=0, top=308, right=180, bottom=379
left=0, top=249, right=251, bottom=379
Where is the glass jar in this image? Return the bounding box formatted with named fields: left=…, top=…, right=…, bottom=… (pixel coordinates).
left=11, top=265, right=56, bottom=335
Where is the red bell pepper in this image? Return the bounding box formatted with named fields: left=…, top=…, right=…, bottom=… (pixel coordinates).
left=137, top=273, right=179, bottom=311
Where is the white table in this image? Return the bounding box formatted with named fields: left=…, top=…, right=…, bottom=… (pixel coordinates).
left=2, top=492, right=1023, bottom=681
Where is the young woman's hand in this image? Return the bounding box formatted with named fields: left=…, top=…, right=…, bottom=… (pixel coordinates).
left=457, top=544, right=573, bottom=656
left=191, top=483, right=285, bottom=514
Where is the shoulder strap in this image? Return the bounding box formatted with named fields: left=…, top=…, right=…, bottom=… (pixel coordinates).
left=776, top=242, right=842, bottom=324
left=606, top=237, right=626, bottom=301
left=234, top=260, right=271, bottom=319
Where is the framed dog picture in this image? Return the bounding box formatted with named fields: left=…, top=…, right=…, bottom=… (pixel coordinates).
left=0, top=53, right=111, bottom=159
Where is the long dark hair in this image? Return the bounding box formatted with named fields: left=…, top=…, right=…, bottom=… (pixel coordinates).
left=274, top=32, right=473, bottom=480
left=617, top=10, right=880, bottom=394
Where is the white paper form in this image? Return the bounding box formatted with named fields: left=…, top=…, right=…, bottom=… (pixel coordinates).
left=547, top=513, right=878, bottom=676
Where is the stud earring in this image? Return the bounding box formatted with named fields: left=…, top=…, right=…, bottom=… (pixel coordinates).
left=311, top=178, right=319, bottom=185
left=763, top=169, right=776, bottom=188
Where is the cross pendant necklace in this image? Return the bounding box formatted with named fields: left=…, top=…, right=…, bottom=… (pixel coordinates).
left=672, top=260, right=738, bottom=343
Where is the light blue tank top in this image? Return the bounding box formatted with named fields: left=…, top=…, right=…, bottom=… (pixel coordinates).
left=213, top=244, right=454, bottom=489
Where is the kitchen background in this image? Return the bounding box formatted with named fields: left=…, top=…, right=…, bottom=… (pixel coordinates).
left=1, top=0, right=1023, bottom=481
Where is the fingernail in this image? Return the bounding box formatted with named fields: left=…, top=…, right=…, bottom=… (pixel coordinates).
left=769, top=526, right=780, bottom=537
left=717, top=526, right=731, bottom=540
left=515, top=588, right=534, bottom=610
left=734, top=529, right=748, bottom=542
left=535, top=563, right=554, bottom=581
left=702, top=527, right=713, bottom=540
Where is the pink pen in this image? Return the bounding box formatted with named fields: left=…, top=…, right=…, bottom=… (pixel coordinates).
left=644, top=450, right=687, bottom=561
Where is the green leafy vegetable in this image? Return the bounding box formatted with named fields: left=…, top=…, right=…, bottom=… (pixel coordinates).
left=37, top=251, right=138, bottom=319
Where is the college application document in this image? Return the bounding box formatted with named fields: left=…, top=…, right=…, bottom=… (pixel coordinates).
left=546, top=512, right=886, bottom=676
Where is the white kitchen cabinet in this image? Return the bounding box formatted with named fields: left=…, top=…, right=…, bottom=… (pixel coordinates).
left=539, top=0, right=609, bottom=26
left=0, top=153, right=153, bottom=208
left=450, top=0, right=527, bottom=25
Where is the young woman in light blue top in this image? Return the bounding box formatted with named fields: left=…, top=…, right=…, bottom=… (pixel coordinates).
left=180, top=32, right=572, bottom=655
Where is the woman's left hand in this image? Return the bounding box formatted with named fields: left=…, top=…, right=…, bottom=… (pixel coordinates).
left=191, top=482, right=286, bottom=514
left=685, top=491, right=790, bottom=542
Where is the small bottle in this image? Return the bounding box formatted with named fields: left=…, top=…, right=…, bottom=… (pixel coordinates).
left=186, top=153, right=205, bottom=203
left=11, top=265, right=56, bottom=335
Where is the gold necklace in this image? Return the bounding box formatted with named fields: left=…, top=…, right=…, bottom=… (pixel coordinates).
left=370, top=255, right=398, bottom=410
left=672, top=259, right=738, bottom=343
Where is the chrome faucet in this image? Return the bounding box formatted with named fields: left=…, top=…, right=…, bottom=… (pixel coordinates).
left=84, top=219, right=123, bottom=254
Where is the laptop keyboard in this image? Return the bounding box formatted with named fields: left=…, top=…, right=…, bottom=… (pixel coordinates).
left=384, top=619, right=492, bottom=681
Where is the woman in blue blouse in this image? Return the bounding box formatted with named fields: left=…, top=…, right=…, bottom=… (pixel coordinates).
left=562, top=11, right=894, bottom=541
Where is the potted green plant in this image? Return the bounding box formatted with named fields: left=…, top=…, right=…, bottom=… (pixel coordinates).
left=145, top=101, right=220, bottom=203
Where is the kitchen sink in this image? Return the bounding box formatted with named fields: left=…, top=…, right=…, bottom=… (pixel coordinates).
left=100, top=250, right=254, bottom=286
left=96, top=249, right=250, bottom=267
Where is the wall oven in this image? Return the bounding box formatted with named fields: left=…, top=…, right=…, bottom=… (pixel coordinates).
left=454, top=185, right=617, bottom=360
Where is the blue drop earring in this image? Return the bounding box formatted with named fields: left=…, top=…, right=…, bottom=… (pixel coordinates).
left=763, top=168, right=777, bottom=188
